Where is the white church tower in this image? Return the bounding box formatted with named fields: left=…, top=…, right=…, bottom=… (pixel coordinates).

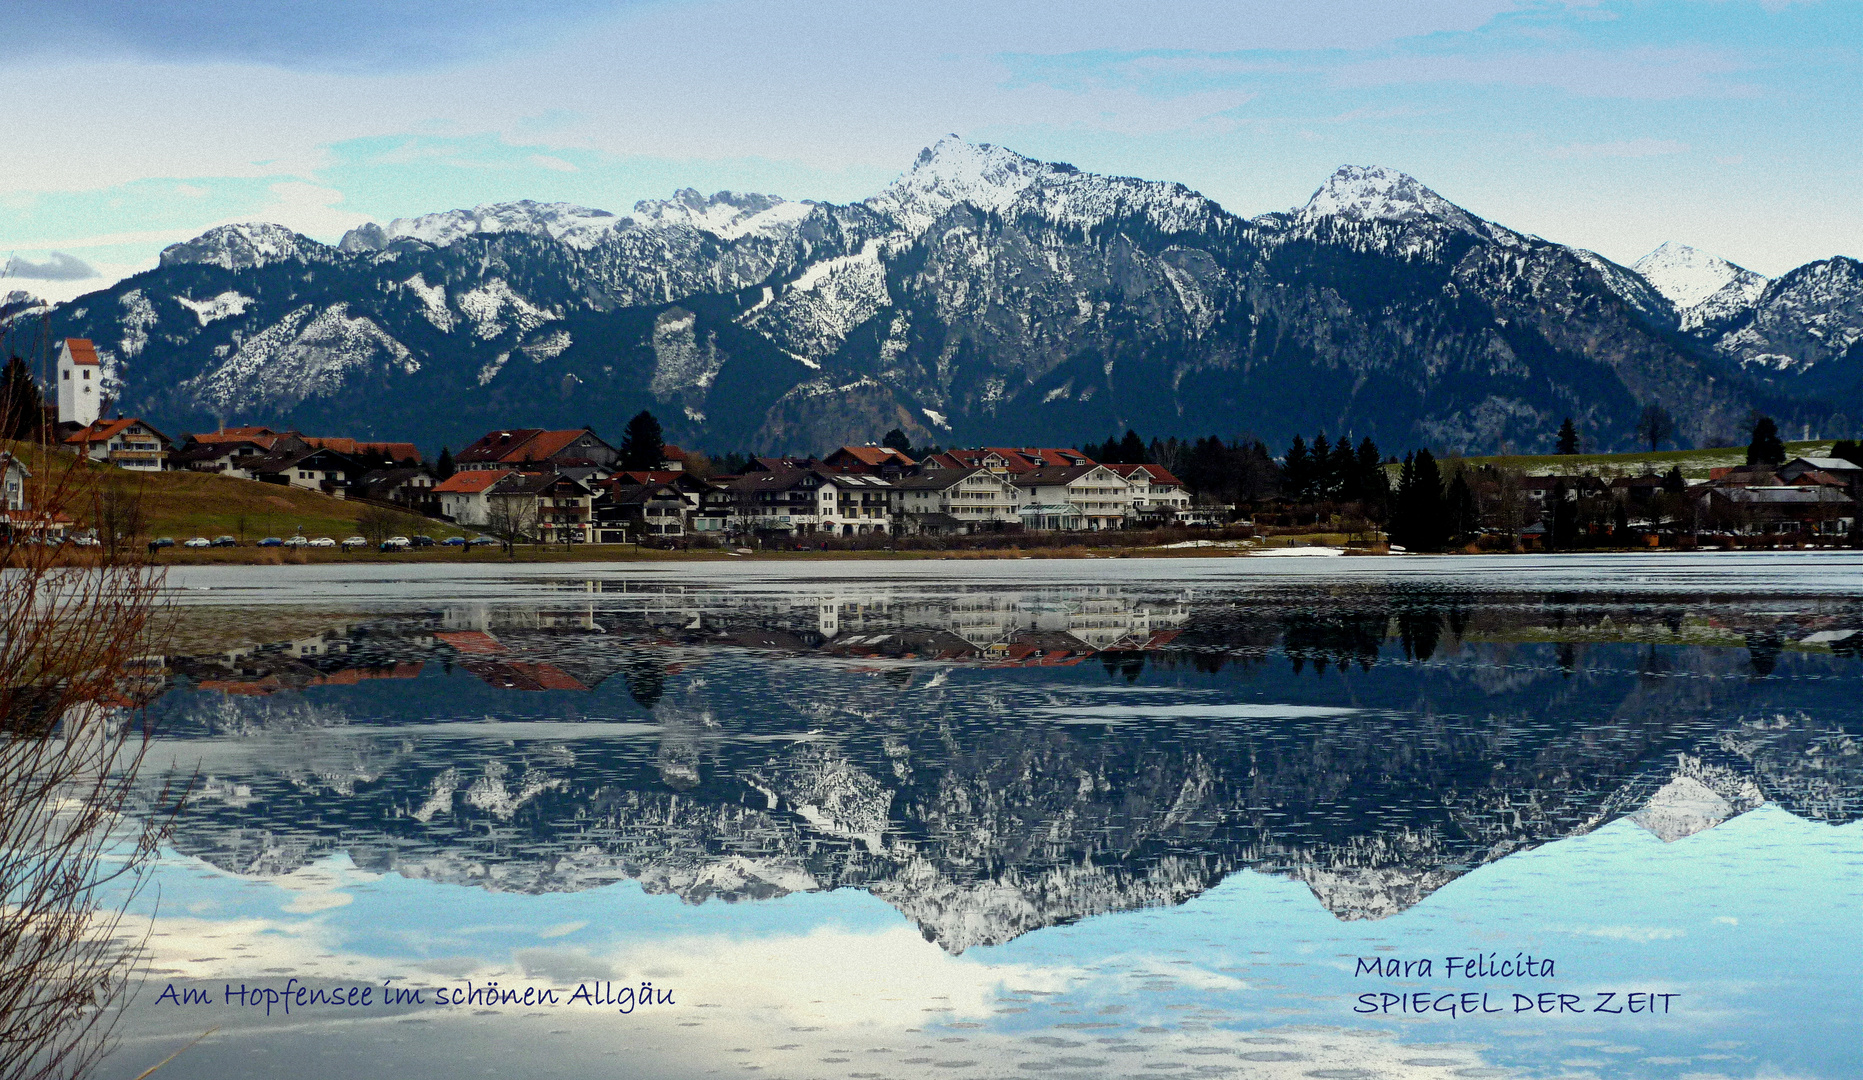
left=56, top=338, right=101, bottom=428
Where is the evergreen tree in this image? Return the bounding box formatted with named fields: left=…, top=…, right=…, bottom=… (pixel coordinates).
left=435, top=447, right=455, bottom=479
left=1613, top=499, right=1630, bottom=537
left=1747, top=415, right=1786, bottom=466
left=882, top=428, right=913, bottom=457
left=1409, top=448, right=1448, bottom=550
left=1, top=355, right=45, bottom=440
left=1830, top=439, right=1861, bottom=467
left=1354, top=438, right=1390, bottom=520
left=1117, top=429, right=1147, bottom=465
left=1445, top=470, right=1478, bottom=545
left=1326, top=436, right=1355, bottom=502
left=1550, top=481, right=1578, bottom=549
left=1283, top=436, right=1312, bottom=503
left=1556, top=417, right=1579, bottom=456
left=619, top=410, right=665, bottom=471
left=1309, top=434, right=1332, bottom=500
left=1662, top=465, right=1686, bottom=494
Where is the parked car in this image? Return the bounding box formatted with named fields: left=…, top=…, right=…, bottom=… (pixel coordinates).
left=341, top=536, right=367, bottom=550
left=380, top=536, right=411, bottom=551
left=309, top=536, right=337, bottom=548
left=212, top=535, right=238, bottom=547
left=183, top=537, right=211, bottom=548
left=441, top=536, right=467, bottom=547
left=410, top=535, right=435, bottom=548
left=71, top=536, right=100, bottom=547
left=283, top=535, right=309, bottom=548
left=256, top=537, right=284, bottom=547
left=150, top=537, right=176, bottom=549
left=471, top=535, right=497, bottom=546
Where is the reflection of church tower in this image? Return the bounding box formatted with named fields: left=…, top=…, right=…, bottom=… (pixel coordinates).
left=817, top=599, right=839, bottom=638
left=623, top=655, right=665, bottom=709
left=56, top=339, right=102, bottom=428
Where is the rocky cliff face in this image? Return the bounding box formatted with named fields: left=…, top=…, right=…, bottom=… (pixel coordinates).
left=29, top=139, right=1856, bottom=453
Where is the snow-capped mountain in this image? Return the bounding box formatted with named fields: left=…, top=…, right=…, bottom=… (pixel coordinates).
left=22, top=139, right=1856, bottom=454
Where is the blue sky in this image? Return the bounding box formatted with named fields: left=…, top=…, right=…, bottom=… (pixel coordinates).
left=2, top=0, right=1858, bottom=302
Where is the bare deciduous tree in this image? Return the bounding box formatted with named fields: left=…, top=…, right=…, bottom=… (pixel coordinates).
left=2, top=442, right=183, bottom=1080
left=484, top=494, right=537, bottom=556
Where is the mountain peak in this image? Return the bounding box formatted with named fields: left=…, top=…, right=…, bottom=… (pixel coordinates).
left=1631, top=241, right=1767, bottom=310
left=1297, top=165, right=1481, bottom=232
left=159, top=223, right=329, bottom=270
left=628, top=189, right=815, bottom=241
left=341, top=200, right=620, bottom=253
left=869, top=136, right=1053, bottom=233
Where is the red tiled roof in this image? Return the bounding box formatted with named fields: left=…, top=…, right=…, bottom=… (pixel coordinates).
left=64, top=418, right=172, bottom=446
left=435, top=631, right=507, bottom=654
left=62, top=339, right=100, bottom=366
left=433, top=469, right=516, bottom=494
left=1105, top=462, right=1183, bottom=486
left=303, top=437, right=420, bottom=461
left=828, top=445, right=916, bottom=467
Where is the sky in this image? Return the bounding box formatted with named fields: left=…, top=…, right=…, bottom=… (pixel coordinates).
left=1, top=0, right=1858, bottom=303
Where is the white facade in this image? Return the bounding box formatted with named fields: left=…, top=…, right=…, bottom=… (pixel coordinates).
left=56, top=340, right=101, bottom=428
left=898, top=469, right=1019, bottom=530
left=1013, top=466, right=1133, bottom=530
left=1, top=454, right=29, bottom=511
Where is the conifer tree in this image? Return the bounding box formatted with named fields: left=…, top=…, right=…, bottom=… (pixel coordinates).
left=1283, top=436, right=1312, bottom=503
left=435, top=447, right=455, bottom=479
left=1556, top=417, right=1579, bottom=456
left=619, top=410, right=665, bottom=471
left=1117, top=429, right=1146, bottom=465
left=1, top=355, right=45, bottom=440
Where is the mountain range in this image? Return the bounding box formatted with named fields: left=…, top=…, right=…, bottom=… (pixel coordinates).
left=15, top=137, right=1862, bottom=455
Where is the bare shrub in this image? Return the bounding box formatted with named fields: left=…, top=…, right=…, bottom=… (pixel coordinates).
left=2, top=435, right=181, bottom=1080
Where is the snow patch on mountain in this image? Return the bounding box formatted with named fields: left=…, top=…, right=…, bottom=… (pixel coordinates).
left=185, top=302, right=417, bottom=412
left=628, top=189, right=816, bottom=241
left=456, top=279, right=557, bottom=340
left=397, top=274, right=454, bottom=331
left=748, top=239, right=891, bottom=359
left=116, top=290, right=158, bottom=358
left=1712, top=257, right=1863, bottom=370
left=1573, top=250, right=1673, bottom=324
left=175, top=290, right=255, bottom=327
left=649, top=307, right=726, bottom=401
left=520, top=329, right=572, bottom=362
left=477, top=352, right=510, bottom=386
left=343, top=200, right=621, bottom=252
left=160, top=223, right=328, bottom=270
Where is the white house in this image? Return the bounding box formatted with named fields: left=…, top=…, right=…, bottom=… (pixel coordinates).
left=55, top=338, right=102, bottom=428
left=435, top=468, right=518, bottom=526
left=894, top=467, right=1019, bottom=533
left=1011, top=464, right=1133, bottom=530
left=1, top=452, right=29, bottom=511
left=1105, top=463, right=1192, bottom=522
left=62, top=418, right=173, bottom=471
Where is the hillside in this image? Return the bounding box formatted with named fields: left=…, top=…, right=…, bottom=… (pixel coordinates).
left=1457, top=439, right=1838, bottom=480
left=4, top=442, right=461, bottom=543
left=17, top=139, right=1858, bottom=459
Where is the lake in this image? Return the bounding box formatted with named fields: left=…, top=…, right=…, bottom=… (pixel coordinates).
left=104, top=554, right=1863, bottom=1079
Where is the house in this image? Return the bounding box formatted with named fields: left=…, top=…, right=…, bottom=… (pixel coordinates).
left=236, top=447, right=358, bottom=495
left=435, top=469, right=516, bottom=526
left=55, top=338, right=102, bottom=428
left=659, top=444, right=690, bottom=472
left=594, top=479, right=690, bottom=542
left=1011, top=464, right=1132, bottom=530
left=454, top=428, right=619, bottom=473
left=1778, top=456, right=1862, bottom=488
left=1105, top=463, right=1190, bottom=523
left=726, top=466, right=898, bottom=537
left=1, top=452, right=29, bottom=511
left=1698, top=485, right=1855, bottom=538
left=823, top=445, right=917, bottom=477
left=63, top=418, right=174, bottom=471
left=893, top=467, right=1018, bottom=533
left=1518, top=474, right=1609, bottom=510
left=170, top=438, right=275, bottom=474
left=487, top=472, right=593, bottom=543
left=356, top=467, right=437, bottom=513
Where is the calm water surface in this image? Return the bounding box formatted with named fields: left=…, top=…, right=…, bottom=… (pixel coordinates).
left=106, top=555, right=1863, bottom=1079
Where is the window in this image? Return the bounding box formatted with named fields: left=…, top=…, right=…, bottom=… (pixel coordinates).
left=63, top=371, right=70, bottom=381
left=82, top=370, right=90, bottom=380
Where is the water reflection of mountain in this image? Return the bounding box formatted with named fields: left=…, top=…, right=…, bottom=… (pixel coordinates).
left=146, top=585, right=1863, bottom=951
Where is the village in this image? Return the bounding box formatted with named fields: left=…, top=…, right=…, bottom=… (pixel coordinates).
left=3, top=337, right=1859, bottom=552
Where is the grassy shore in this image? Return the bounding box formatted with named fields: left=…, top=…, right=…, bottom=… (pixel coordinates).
left=1452, top=439, right=1835, bottom=480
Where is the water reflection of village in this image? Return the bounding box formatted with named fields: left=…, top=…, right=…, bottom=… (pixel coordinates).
left=166, top=585, right=1193, bottom=699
